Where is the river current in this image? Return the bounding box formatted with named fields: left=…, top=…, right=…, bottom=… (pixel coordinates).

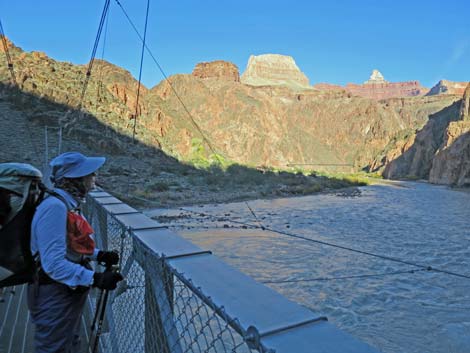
left=153, top=182, right=470, bottom=353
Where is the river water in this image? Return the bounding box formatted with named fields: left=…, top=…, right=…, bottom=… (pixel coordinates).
left=152, top=182, right=470, bottom=353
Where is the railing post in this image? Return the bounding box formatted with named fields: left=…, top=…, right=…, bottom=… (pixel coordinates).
left=96, top=205, right=109, bottom=250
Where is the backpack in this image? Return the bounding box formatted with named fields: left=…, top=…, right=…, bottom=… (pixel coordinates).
left=0, top=163, right=44, bottom=288
left=0, top=163, right=97, bottom=288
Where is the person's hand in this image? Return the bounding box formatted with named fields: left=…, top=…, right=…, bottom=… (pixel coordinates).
left=97, top=250, right=119, bottom=267
left=92, top=271, right=123, bottom=290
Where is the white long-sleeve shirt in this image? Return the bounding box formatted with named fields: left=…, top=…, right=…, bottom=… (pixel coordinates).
left=31, top=188, right=99, bottom=287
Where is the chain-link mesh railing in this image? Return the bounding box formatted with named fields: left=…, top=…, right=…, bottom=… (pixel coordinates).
left=82, top=195, right=266, bottom=353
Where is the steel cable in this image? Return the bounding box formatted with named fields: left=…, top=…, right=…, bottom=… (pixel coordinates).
left=259, top=268, right=430, bottom=284
left=78, top=0, right=111, bottom=111
left=178, top=207, right=470, bottom=281
left=113, top=0, right=222, bottom=158
left=0, top=19, right=16, bottom=85
left=131, top=0, right=150, bottom=143
left=0, top=17, right=42, bottom=164
left=122, top=0, right=150, bottom=197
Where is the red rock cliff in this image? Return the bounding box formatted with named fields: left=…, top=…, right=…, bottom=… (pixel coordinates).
left=192, top=60, right=240, bottom=82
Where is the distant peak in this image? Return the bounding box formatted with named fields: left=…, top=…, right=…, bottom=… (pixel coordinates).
left=364, top=69, right=388, bottom=84
left=240, top=54, right=310, bottom=89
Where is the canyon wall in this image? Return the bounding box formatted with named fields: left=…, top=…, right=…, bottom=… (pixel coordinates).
left=429, top=83, right=470, bottom=185
left=1, top=40, right=468, bottom=186
left=372, top=83, right=470, bottom=186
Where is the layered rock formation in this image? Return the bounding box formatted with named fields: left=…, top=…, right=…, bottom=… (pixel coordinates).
left=314, top=70, right=428, bottom=100
left=345, top=81, right=428, bottom=100
left=364, top=69, right=388, bottom=84
left=312, top=83, right=344, bottom=92
left=192, top=60, right=240, bottom=82
left=240, top=54, right=310, bottom=89
left=427, top=80, right=469, bottom=96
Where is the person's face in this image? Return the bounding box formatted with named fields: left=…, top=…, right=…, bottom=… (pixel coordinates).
left=82, top=172, right=97, bottom=193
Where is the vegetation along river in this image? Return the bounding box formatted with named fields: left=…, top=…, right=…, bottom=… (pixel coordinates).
left=151, top=182, right=470, bottom=353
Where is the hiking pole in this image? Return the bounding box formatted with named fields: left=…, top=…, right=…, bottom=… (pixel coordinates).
left=90, top=264, right=119, bottom=353
left=90, top=259, right=114, bottom=336
left=90, top=287, right=105, bottom=334
left=91, top=288, right=109, bottom=353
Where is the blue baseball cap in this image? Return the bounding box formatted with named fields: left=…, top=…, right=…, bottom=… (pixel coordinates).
left=50, top=152, right=105, bottom=182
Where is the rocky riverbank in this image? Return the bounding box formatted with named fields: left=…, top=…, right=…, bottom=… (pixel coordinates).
left=145, top=185, right=363, bottom=229
left=120, top=170, right=371, bottom=209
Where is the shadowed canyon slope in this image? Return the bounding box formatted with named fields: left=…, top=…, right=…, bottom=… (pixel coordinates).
left=371, top=83, right=470, bottom=185
left=1, top=39, right=469, bottom=186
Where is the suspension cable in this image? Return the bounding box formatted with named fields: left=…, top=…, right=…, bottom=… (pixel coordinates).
left=245, top=201, right=265, bottom=230
left=113, top=0, right=221, bottom=158
left=96, top=6, right=110, bottom=105
left=77, top=0, right=111, bottom=111
left=131, top=0, right=150, bottom=143
left=0, top=19, right=16, bottom=86
left=178, top=207, right=470, bottom=281
left=124, top=0, right=150, bottom=197
left=109, top=190, right=470, bottom=282
left=0, top=17, right=42, bottom=163
left=259, top=268, right=430, bottom=284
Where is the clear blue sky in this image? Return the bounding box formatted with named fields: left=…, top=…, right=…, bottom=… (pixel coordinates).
left=1, top=0, right=469, bottom=88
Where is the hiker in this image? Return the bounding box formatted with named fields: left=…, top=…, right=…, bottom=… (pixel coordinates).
left=0, top=163, right=44, bottom=287
left=27, top=152, right=123, bottom=353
